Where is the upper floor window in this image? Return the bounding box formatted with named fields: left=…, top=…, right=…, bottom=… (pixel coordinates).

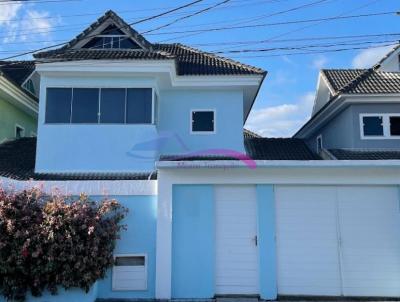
left=191, top=110, right=215, bottom=134
left=360, top=113, right=400, bottom=139
left=45, top=87, right=154, bottom=125
left=316, top=135, right=323, bottom=153
left=82, top=24, right=141, bottom=49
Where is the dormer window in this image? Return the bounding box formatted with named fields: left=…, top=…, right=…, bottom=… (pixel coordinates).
left=82, top=24, right=141, bottom=49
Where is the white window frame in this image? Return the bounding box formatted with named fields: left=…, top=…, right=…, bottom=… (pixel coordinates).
left=360, top=113, right=400, bottom=140
left=190, top=109, right=216, bottom=135
left=15, top=124, right=25, bottom=138
left=30, top=131, right=37, bottom=137
left=316, top=135, right=323, bottom=153
left=112, top=253, right=147, bottom=291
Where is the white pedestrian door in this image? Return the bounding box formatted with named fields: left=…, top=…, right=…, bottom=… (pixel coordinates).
left=215, top=185, right=259, bottom=295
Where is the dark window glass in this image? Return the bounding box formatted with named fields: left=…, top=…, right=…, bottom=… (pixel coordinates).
left=82, top=37, right=103, bottom=49
left=100, top=24, right=125, bottom=35
left=390, top=116, right=400, bottom=136
left=126, top=88, right=152, bottom=124
left=71, top=88, right=99, bottom=123
left=115, top=256, right=145, bottom=266
left=363, top=116, right=383, bottom=136
left=45, top=88, right=72, bottom=123
left=100, top=88, right=125, bottom=124
left=102, top=37, right=112, bottom=49
left=192, top=111, right=214, bottom=132
left=15, top=126, right=24, bottom=138
left=119, top=38, right=140, bottom=49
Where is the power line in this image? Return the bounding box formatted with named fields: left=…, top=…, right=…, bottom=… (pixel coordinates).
left=0, top=0, right=206, bottom=60
left=145, top=11, right=396, bottom=36
left=141, top=0, right=232, bottom=34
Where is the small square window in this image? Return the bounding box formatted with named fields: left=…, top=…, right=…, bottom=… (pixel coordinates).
left=363, top=116, right=383, bottom=136
left=390, top=116, right=400, bottom=136
left=15, top=125, right=24, bottom=138
left=192, top=110, right=215, bottom=133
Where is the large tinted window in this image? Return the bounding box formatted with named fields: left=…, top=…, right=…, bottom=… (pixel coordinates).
left=126, top=88, right=152, bottom=124
left=363, top=116, right=383, bottom=136
left=45, top=88, right=72, bottom=123
left=192, top=111, right=215, bottom=132
left=71, top=88, right=99, bottom=123
left=100, top=88, right=125, bottom=123
left=390, top=116, right=400, bottom=136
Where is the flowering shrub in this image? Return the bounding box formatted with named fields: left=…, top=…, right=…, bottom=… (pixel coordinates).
left=0, top=187, right=128, bottom=301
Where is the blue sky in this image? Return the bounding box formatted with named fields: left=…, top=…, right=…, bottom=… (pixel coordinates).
left=0, top=0, right=399, bottom=137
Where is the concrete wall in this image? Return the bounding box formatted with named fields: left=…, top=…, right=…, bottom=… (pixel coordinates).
left=171, top=185, right=215, bottom=298
left=0, top=97, right=37, bottom=142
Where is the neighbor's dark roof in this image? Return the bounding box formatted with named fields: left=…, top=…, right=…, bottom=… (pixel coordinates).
left=244, top=138, right=320, bottom=160
left=33, top=11, right=264, bottom=76
left=321, top=69, right=400, bottom=95
left=0, top=60, right=35, bottom=86
left=329, top=149, right=400, bottom=160
left=0, top=138, right=156, bottom=180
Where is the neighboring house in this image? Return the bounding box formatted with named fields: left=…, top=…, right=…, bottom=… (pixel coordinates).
left=1, top=11, right=400, bottom=302
left=295, top=44, right=400, bottom=159
left=0, top=61, right=39, bottom=142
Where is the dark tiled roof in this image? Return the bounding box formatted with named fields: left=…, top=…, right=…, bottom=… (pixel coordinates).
left=0, top=138, right=156, bottom=180
left=33, top=11, right=264, bottom=76
left=243, top=128, right=261, bottom=138
left=322, top=69, right=400, bottom=94
left=245, top=138, right=320, bottom=160
left=0, top=60, right=35, bottom=86
left=329, top=149, right=400, bottom=160
left=34, top=44, right=265, bottom=76
left=34, top=49, right=174, bottom=61
left=160, top=155, right=238, bottom=161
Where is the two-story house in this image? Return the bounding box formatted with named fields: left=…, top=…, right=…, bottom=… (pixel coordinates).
left=0, top=61, right=39, bottom=142
left=0, top=11, right=400, bottom=302
left=295, top=44, right=400, bottom=160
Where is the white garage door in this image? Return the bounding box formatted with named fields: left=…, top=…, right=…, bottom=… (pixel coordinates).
left=215, top=185, right=259, bottom=295
left=276, top=185, right=400, bottom=297
left=338, top=187, right=400, bottom=296
left=275, top=186, right=342, bottom=296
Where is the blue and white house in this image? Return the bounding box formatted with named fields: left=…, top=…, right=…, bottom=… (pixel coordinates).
left=1, top=10, right=400, bottom=302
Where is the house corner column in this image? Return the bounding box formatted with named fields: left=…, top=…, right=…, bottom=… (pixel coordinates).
left=155, top=173, right=172, bottom=299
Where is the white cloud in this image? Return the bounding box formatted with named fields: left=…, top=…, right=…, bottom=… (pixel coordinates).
left=0, top=3, right=22, bottom=26
left=351, top=45, right=394, bottom=68
left=245, top=92, right=315, bottom=137
left=311, top=55, right=328, bottom=69
left=0, top=4, right=58, bottom=45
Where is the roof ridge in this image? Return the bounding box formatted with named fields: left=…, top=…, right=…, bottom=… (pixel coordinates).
left=335, top=68, right=375, bottom=95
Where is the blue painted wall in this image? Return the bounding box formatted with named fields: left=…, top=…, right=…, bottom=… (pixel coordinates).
left=159, top=89, right=245, bottom=155
left=256, top=185, right=277, bottom=300
left=96, top=195, right=157, bottom=299
left=172, top=185, right=215, bottom=298
left=0, top=195, right=157, bottom=302
left=36, top=77, right=246, bottom=173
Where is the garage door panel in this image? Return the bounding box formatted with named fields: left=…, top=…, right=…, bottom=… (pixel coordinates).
left=276, top=186, right=342, bottom=296
left=338, top=186, right=400, bottom=297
